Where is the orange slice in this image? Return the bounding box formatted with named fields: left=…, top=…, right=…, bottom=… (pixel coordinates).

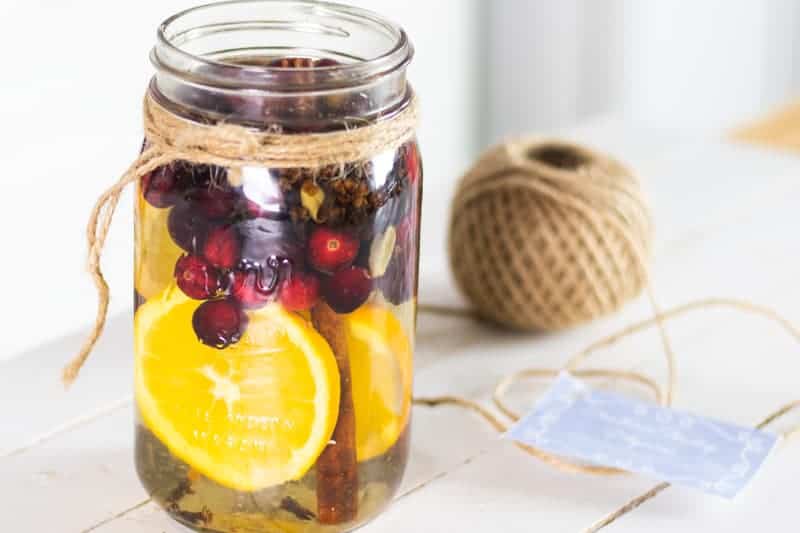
left=134, top=285, right=340, bottom=491
left=347, top=305, right=414, bottom=461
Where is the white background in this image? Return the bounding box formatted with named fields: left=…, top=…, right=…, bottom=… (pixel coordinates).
left=488, top=0, right=800, bottom=138
left=1, top=0, right=799, bottom=360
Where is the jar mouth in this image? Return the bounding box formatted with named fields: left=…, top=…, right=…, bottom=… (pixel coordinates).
left=153, top=0, right=413, bottom=92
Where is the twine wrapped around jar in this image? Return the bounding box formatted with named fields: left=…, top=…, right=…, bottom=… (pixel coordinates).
left=63, top=92, right=419, bottom=386
left=449, top=138, right=652, bottom=331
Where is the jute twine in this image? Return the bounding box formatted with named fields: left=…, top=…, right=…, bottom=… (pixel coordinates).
left=414, top=291, right=800, bottom=532
left=449, top=139, right=651, bottom=331
left=62, top=92, right=419, bottom=386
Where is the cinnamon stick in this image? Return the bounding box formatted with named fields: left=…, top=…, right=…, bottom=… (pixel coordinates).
left=311, top=301, right=358, bottom=524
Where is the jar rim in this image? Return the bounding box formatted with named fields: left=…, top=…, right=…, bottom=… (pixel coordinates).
left=153, top=0, right=414, bottom=92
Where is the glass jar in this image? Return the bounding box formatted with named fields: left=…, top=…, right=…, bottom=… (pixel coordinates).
left=132, top=2, right=420, bottom=532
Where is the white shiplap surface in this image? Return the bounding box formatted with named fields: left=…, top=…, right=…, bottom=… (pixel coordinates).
left=3, top=120, right=800, bottom=532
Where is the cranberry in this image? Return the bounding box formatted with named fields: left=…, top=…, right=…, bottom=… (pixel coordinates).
left=168, top=204, right=210, bottom=253
left=231, top=266, right=278, bottom=309
left=203, top=226, right=240, bottom=270
left=175, top=255, right=222, bottom=300
left=405, top=143, right=421, bottom=185
left=308, top=227, right=359, bottom=274
left=192, top=299, right=247, bottom=349
left=280, top=272, right=321, bottom=312
left=142, top=164, right=181, bottom=208
left=189, top=187, right=237, bottom=219
left=323, top=266, right=372, bottom=314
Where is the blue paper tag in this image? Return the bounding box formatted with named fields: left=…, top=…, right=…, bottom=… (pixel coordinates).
left=505, top=373, right=777, bottom=498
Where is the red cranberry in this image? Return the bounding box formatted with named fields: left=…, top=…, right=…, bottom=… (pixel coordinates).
left=192, top=299, right=247, bottom=349
left=308, top=227, right=359, bottom=274
left=142, top=165, right=181, bottom=208
left=323, top=266, right=372, bottom=314
left=405, top=143, right=421, bottom=185
left=231, top=266, right=278, bottom=309
left=189, top=187, right=237, bottom=219
left=203, top=226, right=240, bottom=270
left=175, top=255, right=222, bottom=300
left=279, top=272, right=321, bottom=312
left=168, top=204, right=210, bottom=253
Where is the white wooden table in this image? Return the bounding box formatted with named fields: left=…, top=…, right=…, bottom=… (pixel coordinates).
left=4, top=119, right=800, bottom=532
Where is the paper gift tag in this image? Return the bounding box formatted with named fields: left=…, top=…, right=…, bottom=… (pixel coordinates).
left=505, top=373, right=778, bottom=498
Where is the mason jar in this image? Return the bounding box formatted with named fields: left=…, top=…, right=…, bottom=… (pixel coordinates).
left=132, top=2, right=420, bottom=531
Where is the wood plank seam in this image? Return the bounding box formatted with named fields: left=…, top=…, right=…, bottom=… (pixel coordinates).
left=79, top=498, right=152, bottom=533
left=394, top=448, right=492, bottom=503
left=1, top=395, right=131, bottom=459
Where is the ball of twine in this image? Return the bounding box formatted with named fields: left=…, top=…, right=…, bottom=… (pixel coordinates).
left=449, top=138, right=652, bottom=331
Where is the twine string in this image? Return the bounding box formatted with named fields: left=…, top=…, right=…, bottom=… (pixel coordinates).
left=414, top=295, right=800, bottom=531
left=143, top=94, right=419, bottom=168
left=64, top=150, right=177, bottom=384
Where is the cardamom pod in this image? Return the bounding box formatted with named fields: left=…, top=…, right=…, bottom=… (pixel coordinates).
left=301, top=181, right=325, bottom=222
